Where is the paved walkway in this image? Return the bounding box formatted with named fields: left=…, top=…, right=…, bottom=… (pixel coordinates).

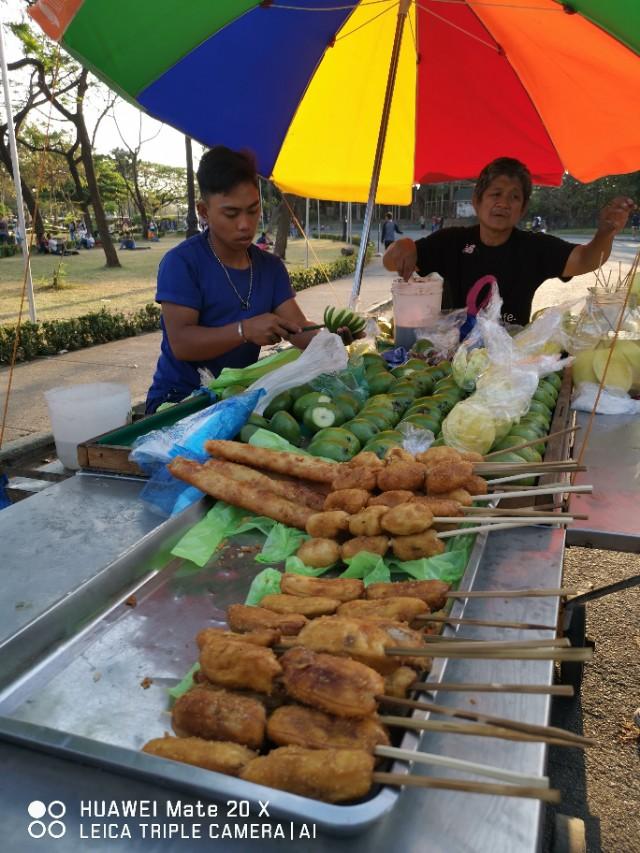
left=0, top=234, right=627, bottom=451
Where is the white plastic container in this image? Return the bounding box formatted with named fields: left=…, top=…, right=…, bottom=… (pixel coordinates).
left=44, top=382, right=132, bottom=469
left=392, top=274, right=443, bottom=348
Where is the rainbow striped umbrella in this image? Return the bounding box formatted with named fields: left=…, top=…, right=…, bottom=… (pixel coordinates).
left=29, top=1, right=640, bottom=204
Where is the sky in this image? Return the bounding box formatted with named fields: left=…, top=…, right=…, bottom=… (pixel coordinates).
left=1, top=0, right=200, bottom=169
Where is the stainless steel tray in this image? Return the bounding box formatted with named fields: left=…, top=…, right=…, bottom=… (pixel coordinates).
left=0, top=506, right=487, bottom=835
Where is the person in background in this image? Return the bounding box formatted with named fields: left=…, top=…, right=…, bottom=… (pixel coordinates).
left=383, top=156, right=636, bottom=326
left=68, top=220, right=77, bottom=244
left=145, top=146, right=323, bottom=414
left=256, top=230, right=273, bottom=250
left=419, top=214, right=426, bottom=230
left=381, top=212, right=402, bottom=250
left=0, top=216, right=9, bottom=244
left=631, top=210, right=640, bottom=240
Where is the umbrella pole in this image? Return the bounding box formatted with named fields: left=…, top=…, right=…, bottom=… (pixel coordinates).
left=349, top=0, right=411, bottom=310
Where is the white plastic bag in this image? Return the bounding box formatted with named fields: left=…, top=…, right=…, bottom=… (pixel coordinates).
left=249, top=329, right=348, bottom=415
left=571, top=382, right=640, bottom=415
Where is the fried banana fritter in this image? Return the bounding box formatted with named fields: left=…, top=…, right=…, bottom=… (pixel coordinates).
left=240, top=746, right=375, bottom=803
left=172, top=687, right=266, bottom=748
left=384, top=447, right=415, bottom=464
left=142, top=736, right=256, bottom=776
left=280, top=573, right=364, bottom=602
left=204, top=440, right=337, bottom=483
left=367, top=489, right=415, bottom=508
left=280, top=647, right=385, bottom=717
left=410, top=496, right=463, bottom=517
left=376, top=461, right=427, bottom=492
left=227, top=603, right=308, bottom=636
left=292, top=615, right=426, bottom=674
left=267, top=705, right=390, bottom=752
left=196, top=627, right=279, bottom=649
left=380, top=502, right=433, bottom=535
left=384, top=666, right=419, bottom=699
left=366, top=579, right=451, bottom=610
left=324, top=488, right=371, bottom=514
left=336, top=596, right=429, bottom=624
left=426, top=460, right=474, bottom=494
left=435, top=487, right=473, bottom=506
left=464, top=474, right=489, bottom=496
left=331, top=465, right=378, bottom=492
left=305, top=510, right=351, bottom=539
left=349, top=451, right=385, bottom=470
left=207, top=460, right=325, bottom=510
left=199, top=633, right=282, bottom=694
left=259, top=593, right=340, bottom=617
left=416, top=446, right=463, bottom=467
left=348, top=505, right=389, bottom=537
left=341, top=535, right=389, bottom=560
left=296, top=538, right=341, bottom=569
left=459, top=450, right=485, bottom=464
left=390, top=529, right=445, bottom=561
left=168, top=457, right=313, bottom=530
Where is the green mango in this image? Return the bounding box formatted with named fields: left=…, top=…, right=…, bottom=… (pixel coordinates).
left=401, top=414, right=441, bottom=434
left=303, top=403, right=342, bottom=433
left=311, top=427, right=360, bottom=453
left=527, top=399, right=553, bottom=422
left=367, top=373, right=396, bottom=395
left=544, top=372, right=563, bottom=392
left=269, top=411, right=301, bottom=446
left=247, top=413, right=269, bottom=429
left=345, top=418, right=379, bottom=445
left=292, top=391, right=331, bottom=420
left=412, top=339, right=434, bottom=354
left=533, top=386, right=557, bottom=411
left=288, top=383, right=314, bottom=401
left=221, top=384, right=246, bottom=400
left=307, top=439, right=353, bottom=462
left=263, top=390, right=292, bottom=419
left=239, top=424, right=259, bottom=442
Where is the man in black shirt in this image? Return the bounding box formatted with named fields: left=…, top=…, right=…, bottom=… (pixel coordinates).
left=383, top=158, right=636, bottom=325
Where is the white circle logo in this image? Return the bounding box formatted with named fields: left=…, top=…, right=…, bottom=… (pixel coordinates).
left=27, top=801, right=67, bottom=839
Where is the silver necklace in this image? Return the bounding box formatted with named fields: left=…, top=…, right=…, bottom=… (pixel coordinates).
left=207, top=231, right=253, bottom=311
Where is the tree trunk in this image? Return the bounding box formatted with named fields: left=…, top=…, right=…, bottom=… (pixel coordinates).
left=0, top=138, right=45, bottom=240
left=273, top=194, right=297, bottom=260
left=78, top=129, right=120, bottom=266
left=65, top=151, right=94, bottom=234
left=185, top=136, right=199, bottom=238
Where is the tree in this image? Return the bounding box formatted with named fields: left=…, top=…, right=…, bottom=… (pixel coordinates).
left=184, top=136, right=198, bottom=238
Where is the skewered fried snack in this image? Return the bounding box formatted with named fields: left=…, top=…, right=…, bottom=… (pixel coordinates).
left=384, top=447, right=415, bottom=464
left=331, top=465, right=378, bottom=492
left=385, top=666, right=420, bottom=699
left=172, top=687, right=266, bottom=748
left=204, top=440, right=337, bottom=483
left=305, top=510, right=351, bottom=539
left=376, top=461, right=427, bottom=492
left=280, top=647, right=385, bottom=717
left=324, top=488, right=371, bottom=514
left=291, top=616, right=427, bottom=673
left=168, top=457, right=312, bottom=530
left=337, top=597, right=429, bottom=624
left=464, top=474, right=489, bottom=496
left=435, top=487, right=473, bottom=506
left=341, top=535, right=389, bottom=560
left=142, top=736, right=257, bottom=775
left=368, top=489, right=414, bottom=508
left=410, top=496, right=463, bottom=517
left=426, top=460, right=474, bottom=494
left=227, top=603, right=307, bottom=636
left=380, top=503, right=433, bottom=536
left=267, top=705, right=390, bottom=753
left=349, top=451, right=385, bottom=470
left=348, top=505, right=389, bottom=537
left=260, top=593, right=340, bottom=617
left=391, top=529, right=446, bottom=561
left=296, top=538, right=341, bottom=569
left=197, top=627, right=279, bottom=649
left=460, top=450, right=485, bottom=464
left=207, top=459, right=326, bottom=510
left=280, top=573, right=364, bottom=602
left=366, top=580, right=451, bottom=611
left=199, top=633, right=282, bottom=694
left=240, top=746, right=375, bottom=803
left=416, top=446, right=463, bottom=467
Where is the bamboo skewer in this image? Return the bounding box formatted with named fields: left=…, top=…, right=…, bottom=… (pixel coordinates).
left=415, top=613, right=557, bottom=630
left=472, top=484, right=592, bottom=502
left=486, top=472, right=568, bottom=486
left=385, top=646, right=592, bottom=662
left=412, top=681, right=574, bottom=697
left=372, top=772, right=560, bottom=802
left=380, top=716, right=588, bottom=749
left=377, top=695, right=594, bottom=747
left=437, top=520, right=566, bottom=539
left=482, top=426, right=580, bottom=460
left=446, top=587, right=577, bottom=598
left=374, top=745, right=549, bottom=788
left=433, top=515, right=574, bottom=525
left=462, top=506, right=588, bottom=521
left=417, top=637, right=569, bottom=650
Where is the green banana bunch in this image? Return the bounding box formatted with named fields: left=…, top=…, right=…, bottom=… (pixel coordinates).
left=323, top=305, right=367, bottom=336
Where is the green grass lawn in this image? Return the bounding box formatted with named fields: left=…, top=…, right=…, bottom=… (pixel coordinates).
left=0, top=235, right=349, bottom=325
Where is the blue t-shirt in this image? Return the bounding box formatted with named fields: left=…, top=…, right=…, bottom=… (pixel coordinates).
left=147, top=231, right=294, bottom=407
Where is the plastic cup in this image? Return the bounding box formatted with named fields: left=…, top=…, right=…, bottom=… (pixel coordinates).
left=392, top=274, right=443, bottom=347
left=44, top=382, right=131, bottom=469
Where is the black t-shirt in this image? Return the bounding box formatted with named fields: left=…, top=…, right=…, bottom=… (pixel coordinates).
left=415, top=225, right=576, bottom=325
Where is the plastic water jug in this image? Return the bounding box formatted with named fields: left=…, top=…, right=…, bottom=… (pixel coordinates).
left=392, top=274, right=443, bottom=348
left=45, top=382, right=131, bottom=469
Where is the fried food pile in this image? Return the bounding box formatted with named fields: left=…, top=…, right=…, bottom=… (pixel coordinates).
left=168, top=443, right=487, bottom=562
left=142, top=573, right=452, bottom=803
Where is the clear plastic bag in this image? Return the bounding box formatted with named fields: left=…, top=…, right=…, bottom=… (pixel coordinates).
left=572, top=382, right=640, bottom=414
left=249, top=329, right=348, bottom=415
left=310, top=354, right=369, bottom=405
left=398, top=422, right=435, bottom=455
left=413, top=309, right=467, bottom=363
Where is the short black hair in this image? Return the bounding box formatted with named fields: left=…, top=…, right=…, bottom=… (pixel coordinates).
left=474, top=157, right=532, bottom=205
left=385, top=212, right=393, bottom=219
left=197, top=146, right=258, bottom=197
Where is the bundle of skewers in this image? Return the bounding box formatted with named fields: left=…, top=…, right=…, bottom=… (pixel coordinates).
left=141, top=575, right=593, bottom=806
left=168, top=439, right=590, bottom=566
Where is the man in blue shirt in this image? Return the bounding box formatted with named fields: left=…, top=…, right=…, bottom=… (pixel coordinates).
left=146, top=147, right=318, bottom=413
